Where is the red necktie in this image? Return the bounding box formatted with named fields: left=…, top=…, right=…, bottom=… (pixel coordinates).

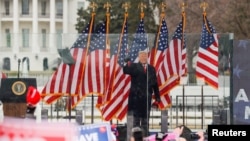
left=144, top=65, right=146, bottom=73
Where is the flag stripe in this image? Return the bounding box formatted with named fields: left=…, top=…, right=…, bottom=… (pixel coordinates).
left=96, top=46, right=110, bottom=110
left=149, top=17, right=168, bottom=73
left=158, top=94, right=172, bottom=109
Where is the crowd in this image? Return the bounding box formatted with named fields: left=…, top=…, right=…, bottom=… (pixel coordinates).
left=130, top=125, right=206, bottom=141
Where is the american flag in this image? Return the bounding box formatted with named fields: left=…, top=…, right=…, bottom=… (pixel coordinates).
left=158, top=13, right=186, bottom=109
left=148, top=16, right=171, bottom=109
left=196, top=13, right=219, bottom=89
left=149, top=17, right=168, bottom=72
left=80, top=20, right=108, bottom=97
left=41, top=15, right=95, bottom=105
left=85, top=16, right=110, bottom=110
left=101, top=14, right=129, bottom=121
left=116, top=17, right=148, bottom=120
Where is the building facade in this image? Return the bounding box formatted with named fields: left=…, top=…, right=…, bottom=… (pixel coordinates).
left=0, top=0, right=88, bottom=71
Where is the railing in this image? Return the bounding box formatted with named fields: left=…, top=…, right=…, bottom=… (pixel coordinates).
left=38, top=93, right=219, bottom=131
left=1, top=71, right=228, bottom=131
left=175, top=95, right=219, bottom=129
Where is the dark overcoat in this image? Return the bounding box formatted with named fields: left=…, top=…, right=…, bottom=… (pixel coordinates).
left=123, top=62, right=161, bottom=118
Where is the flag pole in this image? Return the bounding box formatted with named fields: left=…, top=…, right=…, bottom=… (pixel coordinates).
left=179, top=1, right=187, bottom=126
left=100, top=3, right=130, bottom=123
left=96, top=7, right=111, bottom=119
left=105, top=2, right=129, bottom=104
left=81, top=2, right=96, bottom=123
left=200, top=1, right=208, bottom=129
left=152, top=2, right=166, bottom=66
left=104, top=2, right=111, bottom=124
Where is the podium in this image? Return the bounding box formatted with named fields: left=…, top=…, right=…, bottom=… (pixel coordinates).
left=2, top=103, right=27, bottom=118
left=0, top=78, right=37, bottom=118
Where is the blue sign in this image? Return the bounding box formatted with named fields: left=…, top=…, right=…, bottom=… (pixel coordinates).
left=233, top=40, right=250, bottom=124
left=77, top=123, right=115, bottom=141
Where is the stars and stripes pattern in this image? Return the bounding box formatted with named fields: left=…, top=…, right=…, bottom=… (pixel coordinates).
left=157, top=14, right=186, bottom=109
left=41, top=14, right=95, bottom=105
left=149, top=18, right=168, bottom=73
left=196, top=13, right=219, bottom=89
left=101, top=15, right=129, bottom=121
left=148, top=16, right=172, bottom=109
left=75, top=20, right=108, bottom=108
left=127, top=18, right=148, bottom=62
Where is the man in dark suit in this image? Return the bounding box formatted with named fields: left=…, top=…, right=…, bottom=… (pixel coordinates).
left=123, top=50, right=161, bottom=136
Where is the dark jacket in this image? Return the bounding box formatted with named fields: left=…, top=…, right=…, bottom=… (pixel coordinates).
left=123, top=62, right=160, bottom=117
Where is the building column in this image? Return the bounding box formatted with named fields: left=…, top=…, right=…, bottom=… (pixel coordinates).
left=62, top=0, right=68, bottom=48
left=0, top=2, right=2, bottom=49
left=13, top=0, right=19, bottom=53
left=49, top=0, right=56, bottom=53
left=0, top=13, right=2, bottom=49
left=32, top=0, right=39, bottom=53
left=63, top=0, right=68, bottom=33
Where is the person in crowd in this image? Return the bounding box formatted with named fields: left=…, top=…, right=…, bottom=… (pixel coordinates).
left=145, top=125, right=205, bottom=141
left=123, top=50, right=161, bottom=136
left=111, top=124, right=119, bottom=140
left=130, top=127, right=144, bottom=141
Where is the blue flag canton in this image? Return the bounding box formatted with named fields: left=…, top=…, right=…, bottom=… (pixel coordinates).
left=200, top=16, right=216, bottom=49
left=72, top=20, right=92, bottom=49
left=129, top=18, right=148, bottom=62
left=89, top=22, right=107, bottom=52
left=172, top=21, right=186, bottom=49
left=157, top=18, right=168, bottom=51
left=116, top=19, right=128, bottom=66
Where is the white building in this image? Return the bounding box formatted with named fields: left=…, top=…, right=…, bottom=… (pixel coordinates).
left=0, top=0, right=89, bottom=71
left=0, top=1, right=231, bottom=130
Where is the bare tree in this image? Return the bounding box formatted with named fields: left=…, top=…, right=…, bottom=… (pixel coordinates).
left=163, top=0, right=249, bottom=39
